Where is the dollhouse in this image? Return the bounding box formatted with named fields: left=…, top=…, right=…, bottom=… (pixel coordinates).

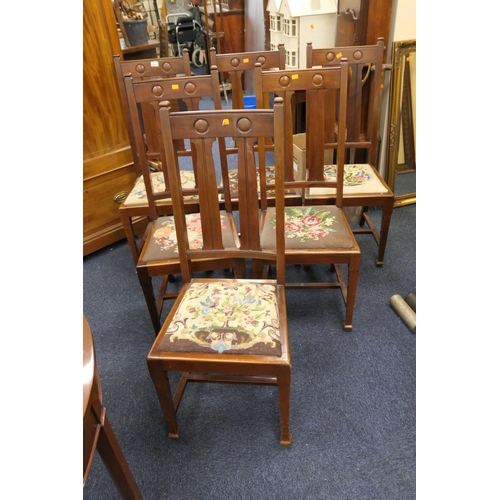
left=266, top=0, right=337, bottom=68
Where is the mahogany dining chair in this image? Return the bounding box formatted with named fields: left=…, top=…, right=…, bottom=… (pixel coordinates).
left=256, top=60, right=361, bottom=331
left=146, top=98, right=292, bottom=445
left=305, top=38, right=394, bottom=266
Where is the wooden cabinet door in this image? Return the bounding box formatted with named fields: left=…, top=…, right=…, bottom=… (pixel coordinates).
left=83, top=0, right=136, bottom=255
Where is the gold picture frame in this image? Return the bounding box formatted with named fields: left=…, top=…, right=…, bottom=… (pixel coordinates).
left=386, top=39, right=416, bottom=207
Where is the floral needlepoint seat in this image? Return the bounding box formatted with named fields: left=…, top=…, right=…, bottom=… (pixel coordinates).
left=223, top=167, right=302, bottom=206
left=123, top=170, right=198, bottom=207
left=261, top=206, right=355, bottom=250
left=157, top=281, right=282, bottom=356
left=304, top=164, right=389, bottom=199
left=141, top=212, right=237, bottom=262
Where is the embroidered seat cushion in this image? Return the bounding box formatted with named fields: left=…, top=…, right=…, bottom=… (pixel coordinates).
left=156, top=280, right=282, bottom=356
left=306, top=164, right=389, bottom=197
left=123, top=171, right=197, bottom=207
left=141, top=211, right=237, bottom=262
left=261, top=206, right=355, bottom=249
left=225, top=165, right=386, bottom=199
left=223, top=168, right=299, bottom=199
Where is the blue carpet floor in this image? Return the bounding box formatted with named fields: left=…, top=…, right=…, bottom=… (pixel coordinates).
left=83, top=202, right=416, bottom=500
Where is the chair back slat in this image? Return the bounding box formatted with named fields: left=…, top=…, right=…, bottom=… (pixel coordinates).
left=189, top=136, right=224, bottom=250
left=233, top=134, right=262, bottom=251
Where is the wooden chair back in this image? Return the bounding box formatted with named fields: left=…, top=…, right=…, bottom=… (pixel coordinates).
left=123, top=68, right=230, bottom=220
left=158, top=99, right=287, bottom=284
left=209, top=45, right=285, bottom=109
left=306, top=37, right=385, bottom=165
left=208, top=45, right=301, bottom=209
left=113, top=50, right=191, bottom=176
left=254, top=62, right=349, bottom=206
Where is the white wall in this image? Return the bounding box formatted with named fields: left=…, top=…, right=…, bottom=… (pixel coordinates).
left=392, top=0, right=416, bottom=42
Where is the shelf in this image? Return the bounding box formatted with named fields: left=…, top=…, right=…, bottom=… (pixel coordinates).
left=120, top=38, right=160, bottom=55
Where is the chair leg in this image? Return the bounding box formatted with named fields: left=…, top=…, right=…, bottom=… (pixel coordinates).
left=120, top=210, right=140, bottom=265
left=358, top=206, right=369, bottom=228
left=147, top=360, right=181, bottom=439
left=96, top=410, right=143, bottom=500
left=343, top=253, right=361, bottom=331
left=277, top=366, right=292, bottom=446
left=376, top=199, right=394, bottom=267
left=136, top=268, right=162, bottom=334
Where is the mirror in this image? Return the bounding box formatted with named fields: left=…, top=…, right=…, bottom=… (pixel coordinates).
left=386, top=39, right=416, bottom=207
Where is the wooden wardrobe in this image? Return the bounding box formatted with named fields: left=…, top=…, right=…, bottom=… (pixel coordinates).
left=83, top=0, right=137, bottom=256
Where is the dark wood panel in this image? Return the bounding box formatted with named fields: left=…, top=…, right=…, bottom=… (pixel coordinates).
left=337, top=0, right=392, bottom=59
left=200, top=3, right=245, bottom=54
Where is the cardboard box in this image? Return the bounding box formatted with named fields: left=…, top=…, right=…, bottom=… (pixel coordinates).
left=292, top=133, right=334, bottom=181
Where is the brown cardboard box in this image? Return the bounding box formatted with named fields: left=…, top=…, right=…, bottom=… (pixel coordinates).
left=292, top=133, right=334, bottom=181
